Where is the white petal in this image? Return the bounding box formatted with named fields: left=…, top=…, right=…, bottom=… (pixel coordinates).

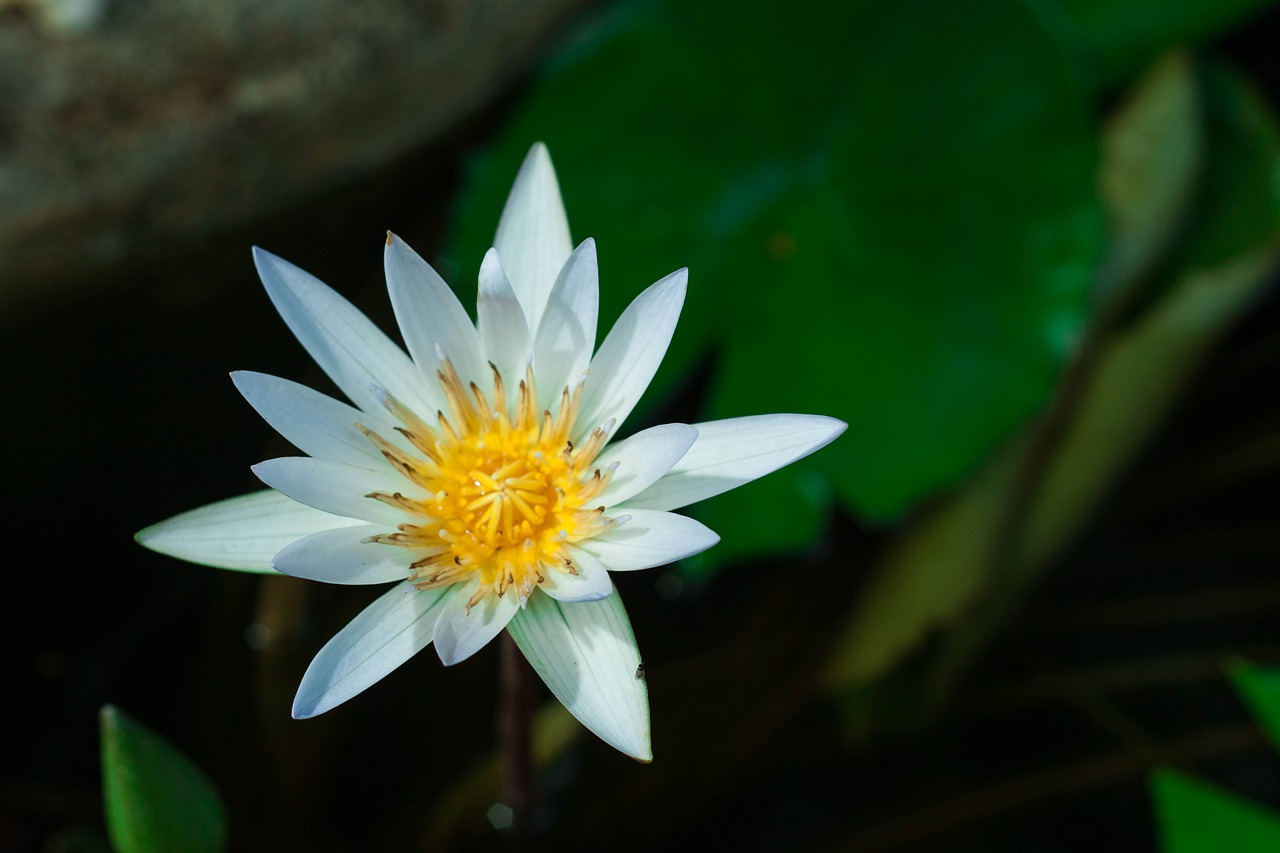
left=476, top=249, right=532, bottom=394
left=384, top=233, right=485, bottom=390
left=623, top=414, right=847, bottom=511
left=493, top=143, right=573, bottom=331
left=507, top=590, right=651, bottom=761
left=575, top=269, right=687, bottom=442
left=136, top=490, right=361, bottom=573
left=252, top=246, right=434, bottom=417
left=231, top=371, right=398, bottom=469
left=595, top=423, right=698, bottom=506
left=579, top=509, right=719, bottom=571
left=251, top=457, right=415, bottom=525
left=541, top=547, right=615, bottom=602
left=271, top=524, right=412, bottom=585
left=432, top=584, right=522, bottom=666
left=532, top=239, right=598, bottom=408
left=292, top=582, right=452, bottom=718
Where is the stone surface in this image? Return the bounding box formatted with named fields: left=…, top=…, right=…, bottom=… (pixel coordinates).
left=0, top=0, right=584, bottom=307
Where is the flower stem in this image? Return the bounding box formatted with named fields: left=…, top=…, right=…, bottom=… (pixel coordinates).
left=498, top=631, right=534, bottom=835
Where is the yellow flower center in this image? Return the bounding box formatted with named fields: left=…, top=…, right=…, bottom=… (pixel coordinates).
left=360, top=360, right=618, bottom=608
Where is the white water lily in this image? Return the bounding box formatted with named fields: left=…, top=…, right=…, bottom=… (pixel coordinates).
left=137, top=144, right=845, bottom=761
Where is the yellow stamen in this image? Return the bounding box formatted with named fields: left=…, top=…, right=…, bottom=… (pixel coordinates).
left=360, top=365, right=617, bottom=606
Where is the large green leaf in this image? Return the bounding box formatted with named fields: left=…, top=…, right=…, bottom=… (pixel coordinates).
left=100, top=705, right=227, bottom=853
left=1151, top=769, right=1280, bottom=852
left=452, top=0, right=1101, bottom=539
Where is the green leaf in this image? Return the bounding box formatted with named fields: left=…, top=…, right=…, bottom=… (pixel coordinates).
left=1151, top=768, right=1280, bottom=853
left=453, top=0, right=1102, bottom=542
left=1228, top=661, right=1280, bottom=754
left=100, top=705, right=227, bottom=853
left=1019, top=244, right=1280, bottom=573
left=1019, top=64, right=1280, bottom=572
left=706, top=0, right=1101, bottom=521
left=1095, top=51, right=1203, bottom=311
left=1055, top=0, right=1279, bottom=89
left=826, top=55, right=1280, bottom=695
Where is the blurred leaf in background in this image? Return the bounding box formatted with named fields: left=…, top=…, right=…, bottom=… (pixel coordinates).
left=1230, top=660, right=1280, bottom=752
left=1151, top=770, right=1280, bottom=853
left=450, top=0, right=1105, bottom=570
left=100, top=705, right=227, bottom=853
left=1151, top=662, right=1280, bottom=852
left=826, top=51, right=1280, bottom=709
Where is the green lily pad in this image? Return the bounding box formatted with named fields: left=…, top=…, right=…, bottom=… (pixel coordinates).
left=705, top=0, right=1102, bottom=522
left=453, top=0, right=1102, bottom=547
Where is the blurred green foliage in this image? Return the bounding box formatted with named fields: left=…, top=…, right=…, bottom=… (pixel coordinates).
left=827, top=53, right=1280, bottom=709
left=100, top=706, right=227, bottom=853
left=1230, top=660, right=1280, bottom=752
left=1151, top=770, right=1280, bottom=852
left=1150, top=662, right=1280, bottom=852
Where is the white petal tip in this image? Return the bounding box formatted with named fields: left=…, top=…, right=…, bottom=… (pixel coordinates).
left=290, top=690, right=322, bottom=719
left=250, top=245, right=275, bottom=266
left=525, top=142, right=553, bottom=168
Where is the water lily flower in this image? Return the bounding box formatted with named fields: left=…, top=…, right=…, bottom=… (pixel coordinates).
left=137, top=144, right=845, bottom=761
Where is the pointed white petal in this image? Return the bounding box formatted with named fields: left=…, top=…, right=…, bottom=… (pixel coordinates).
left=507, top=590, right=651, bottom=761
left=136, top=490, right=361, bottom=573
left=493, top=143, right=573, bottom=330
left=595, top=423, right=698, bottom=506
left=579, top=509, right=718, bottom=571
left=252, top=457, right=416, bottom=525
left=476, top=249, right=532, bottom=394
left=271, top=524, right=412, bottom=585
left=384, top=233, right=485, bottom=389
left=623, top=414, right=847, bottom=511
left=252, top=246, right=434, bottom=416
left=432, top=584, right=522, bottom=666
left=575, top=269, right=687, bottom=442
left=532, top=239, right=598, bottom=408
left=541, top=547, right=615, bottom=602
left=292, top=582, right=452, bottom=718
left=231, top=371, right=400, bottom=468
